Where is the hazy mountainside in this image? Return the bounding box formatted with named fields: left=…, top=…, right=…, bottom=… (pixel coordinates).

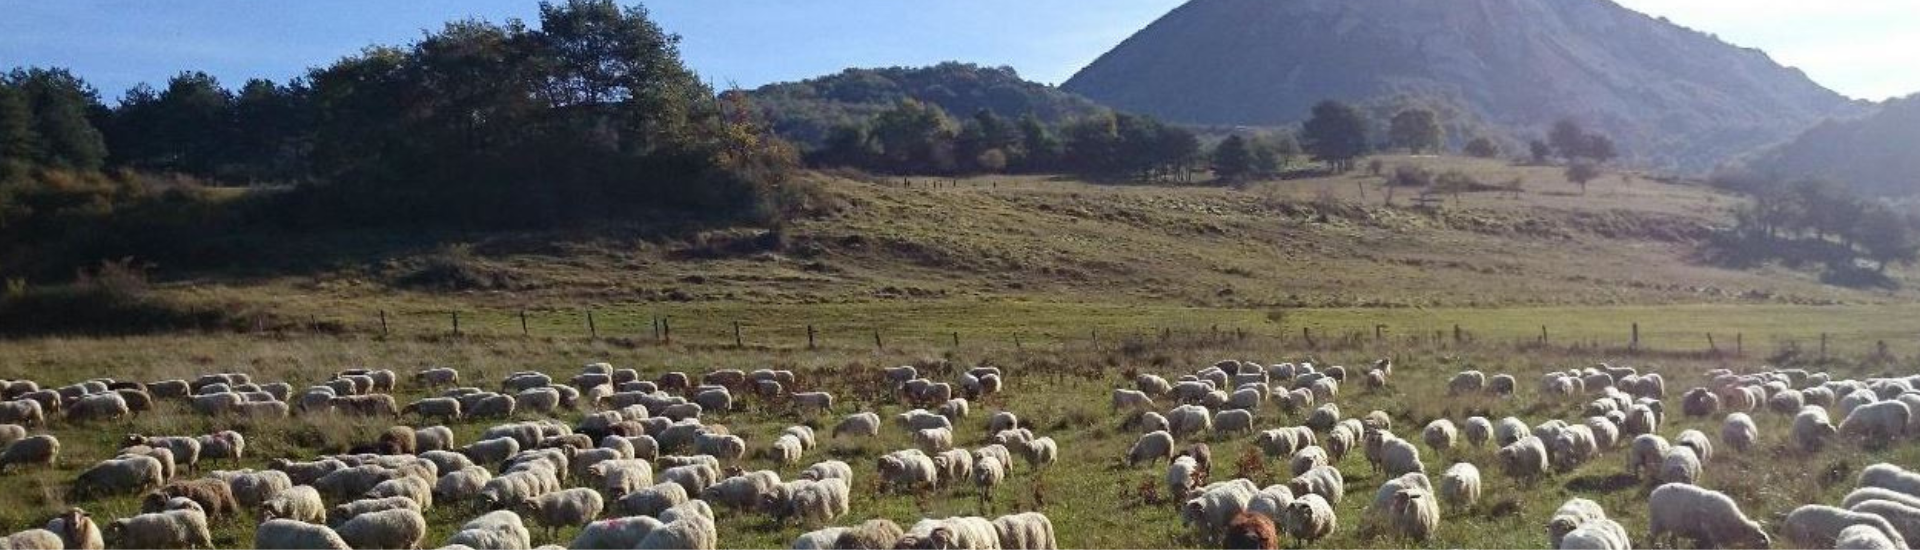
left=742, top=62, right=1106, bottom=146
left=1740, top=95, right=1920, bottom=197
left=1062, top=0, right=1859, bottom=171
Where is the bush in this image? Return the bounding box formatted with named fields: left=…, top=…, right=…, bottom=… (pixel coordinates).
left=1387, top=165, right=1435, bottom=187
left=0, top=258, right=251, bottom=336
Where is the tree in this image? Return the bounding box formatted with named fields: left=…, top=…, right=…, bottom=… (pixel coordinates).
left=1549, top=119, right=1586, bottom=161
left=1388, top=108, right=1443, bottom=154
left=1211, top=135, right=1254, bottom=181
left=0, top=83, right=37, bottom=167
left=1580, top=134, right=1617, bottom=163
left=1464, top=136, right=1500, bottom=159
left=869, top=98, right=957, bottom=173
left=1565, top=160, right=1602, bottom=194
left=1016, top=113, right=1061, bottom=171
left=1249, top=134, right=1294, bottom=176
left=1301, top=100, right=1368, bottom=172
left=975, top=148, right=1008, bottom=173
left=1528, top=140, right=1552, bottom=164
left=6, top=68, right=107, bottom=170
left=1854, top=207, right=1918, bottom=273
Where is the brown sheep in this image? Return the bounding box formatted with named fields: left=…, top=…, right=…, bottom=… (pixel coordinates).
left=377, top=426, right=416, bottom=456
left=141, top=479, right=240, bottom=519
left=1223, top=511, right=1280, bottom=549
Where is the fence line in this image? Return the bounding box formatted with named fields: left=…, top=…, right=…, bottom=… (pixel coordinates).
left=236, top=308, right=1917, bottom=363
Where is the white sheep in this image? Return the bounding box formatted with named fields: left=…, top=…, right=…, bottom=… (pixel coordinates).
left=1287, top=465, right=1344, bottom=505
left=212, top=469, right=292, bottom=508
left=1289, top=446, right=1329, bottom=477
left=1647, top=483, right=1770, bottom=548
left=1837, top=524, right=1903, bottom=550
left=932, top=449, right=974, bottom=489
left=1493, top=417, right=1529, bottom=446
left=1167, top=456, right=1202, bottom=497
left=1547, top=498, right=1608, bottom=548
left=571, top=516, right=662, bottom=549
left=1422, top=419, right=1458, bottom=451
left=1720, top=413, right=1758, bottom=453
left=1842, top=400, right=1913, bottom=442
left=635, top=505, right=716, bottom=549
left=701, top=470, right=782, bottom=509
left=832, top=412, right=882, bottom=438
left=1379, top=435, right=1424, bottom=476
left=1281, top=493, right=1337, bottom=544
left=763, top=478, right=850, bottom=524
left=44, top=507, right=102, bottom=550
left=1439, top=462, right=1480, bottom=507
left=991, top=512, right=1058, bottom=550
left=1021, top=437, right=1058, bottom=470
left=104, top=509, right=211, bottom=549
left=1183, top=479, right=1258, bottom=539
left=1796, top=405, right=1840, bottom=452
left=1246, top=484, right=1294, bottom=523
left=65, top=392, right=130, bottom=422
left=1846, top=487, right=1920, bottom=510
left=798, top=460, right=852, bottom=483
left=1169, top=404, right=1213, bottom=439
left=261, top=485, right=326, bottom=524
left=333, top=507, right=427, bottom=549
left=366, top=475, right=433, bottom=510
left=449, top=510, right=533, bottom=550
left=914, top=427, right=955, bottom=453
left=1849, top=499, right=1920, bottom=545
left=1498, top=436, right=1549, bottom=478
left=1559, top=518, right=1630, bottom=550
left=694, top=433, right=746, bottom=463
left=1626, top=434, right=1670, bottom=477
left=660, top=463, right=719, bottom=496
left=1861, top=463, right=1920, bottom=499
left=72, top=455, right=164, bottom=497
left=1305, top=404, right=1339, bottom=431
left=0, top=400, right=44, bottom=427
left=1784, top=504, right=1908, bottom=549
left=330, top=497, right=418, bottom=525
left=255, top=519, right=350, bottom=550
left=1659, top=446, right=1701, bottom=485
left=617, top=482, right=689, bottom=517
left=1129, top=430, right=1177, bottom=466
left=1386, top=487, right=1439, bottom=541
left=1213, top=409, right=1254, bottom=436
left=521, top=487, right=606, bottom=538
left=790, top=527, right=847, bottom=550
left=197, top=430, right=245, bottom=463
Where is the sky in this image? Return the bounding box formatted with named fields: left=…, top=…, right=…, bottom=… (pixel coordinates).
left=1, top=1, right=1914, bottom=103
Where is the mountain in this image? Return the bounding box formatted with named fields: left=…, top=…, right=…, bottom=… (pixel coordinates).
left=1061, top=0, right=1861, bottom=171
left=743, top=62, right=1107, bottom=147
left=1739, top=95, right=1920, bottom=196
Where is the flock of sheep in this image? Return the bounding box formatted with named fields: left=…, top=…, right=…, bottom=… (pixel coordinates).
left=0, top=362, right=1059, bottom=549
left=1109, top=359, right=1920, bottom=549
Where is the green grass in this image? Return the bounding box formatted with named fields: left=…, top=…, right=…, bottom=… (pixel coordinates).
left=0, top=334, right=1915, bottom=548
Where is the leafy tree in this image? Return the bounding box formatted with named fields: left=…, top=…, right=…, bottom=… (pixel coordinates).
left=1301, top=100, right=1368, bottom=172
left=1388, top=108, right=1443, bottom=154
left=1016, top=113, right=1061, bottom=171
left=976, top=148, right=1008, bottom=173
left=869, top=98, right=957, bottom=173
left=1211, top=135, right=1254, bottom=181
left=6, top=68, right=107, bottom=170
left=0, top=83, right=37, bottom=167
left=1464, top=136, right=1500, bottom=159
left=1854, top=206, right=1918, bottom=273
left=1549, top=119, right=1586, bottom=161
left=1581, top=134, right=1617, bottom=163
left=1249, top=133, right=1297, bottom=176
left=814, top=123, right=877, bottom=168
left=1528, top=140, right=1552, bottom=164
left=1565, top=160, right=1602, bottom=194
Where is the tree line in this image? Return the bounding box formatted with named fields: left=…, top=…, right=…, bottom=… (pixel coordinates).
left=1, top=0, right=804, bottom=279
left=1713, top=172, right=1919, bottom=286
left=807, top=98, right=1204, bottom=182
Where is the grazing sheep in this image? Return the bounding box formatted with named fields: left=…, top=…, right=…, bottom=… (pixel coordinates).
left=1647, top=483, right=1770, bottom=549
left=1422, top=420, right=1458, bottom=451
left=1439, top=463, right=1481, bottom=508
left=1167, top=456, right=1202, bottom=498
left=66, top=392, right=130, bottom=422
left=1795, top=406, right=1840, bottom=452
left=1281, top=493, right=1337, bottom=544
left=1720, top=413, right=1758, bottom=453
left=1659, top=446, right=1702, bottom=486
left=72, top=455, right=164, bottom=497
left=1169, top=405, right=1214, bottom=439
left=1289, top=446, right=1329, bottom=477
left=1850, top=499, right=1920, bottom=545
left=991, top=512, right=1057, bottom=550
left=432, top=465, right=492, bottom=502
left=331, top=497, right=419, bottom=526
left=260, top=485, right=325, bottom=524
left=255, top=518, right=350, bottom=550
left=1493, top=417, right=1529, bottom=446
left=1448, top=371, right=1486, bottom=395
left=1861, top=463, right=1920, bottom=499
left=449, top=510, right=533, bottom=550
left=1213, top=409, right=1255, bottom=436
left=366, top=475, right=433, bottom=510
left=1837, top=524, right=1903, bottom=550
left=1378, top=435, right=1423, bottom=477
left=1784, top=504, right=1908, bottom=549
left=1184, top=479, right=1259, bottom=540
left=1846, top=487, right=1920, bottom=510
left=635, top=505, right=717, bottom=550
left=1128, top=431, right=1177, bottom=466
left=1305, top=403, right=1340, bottom=432
left=1287, top=466, right=1344, bottom=505
left=104, top=509, right=212, bottom=550
left=798, top=460, right=852, bottom=484
left=520, top=487, right=606, bottom=538
left=144, top=478, right=240, bottom=518
left=1683, top=387, right=1721, bottom=417
left=197, top=430, right=245, bottom=463
left=1497, top=436, right=1549, bottom=478
left=1769, top=389, right=1808, bottom=415
left=763, top=478, right=851, bottom=524
left=832, top=412, right=882, bottom=439
left=931, top=449, right=974, bottom=489
left=1626, top=434, right=1671, bottom=477
left=1842, top=400, right=1913, bottom=443
left=0, top=424, right=24, bottom=447
left=660, top=463, right=720, bottom=497
left=616, top=482, right=689, bottom=517
left=1560, top=518, right=1631, bottom=550
left=1622, top=404, right=1658, bottom=436
left=702, top=470, right=783, bottom=510
left=0, top=399, right=46, bottom=427
left=1547, top=498, right=1608, bottom=548
left=333, top=507, right=427, bottom=549
left=401, top=397, right=462, bottom=422
left=268, top=458, right=344, bottom=486
left=0, top=434, right=57, bottom=473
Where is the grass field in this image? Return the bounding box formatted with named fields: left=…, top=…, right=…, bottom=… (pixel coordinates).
left=0, top=334, right=1913, bottom=548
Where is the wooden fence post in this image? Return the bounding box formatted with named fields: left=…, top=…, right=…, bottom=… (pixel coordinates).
left=1540, top=325, right=1548, bottom=345
left=1707, top=333, right=1718, bottom=355
left=951, top=332, right=960, bottom=348
left=520, top=310, right=529, bottom=336
left=1631, top=322, right=1640, bottom=351
left=1821, top=333, right=1829, bottom=360
left=662, top=316, right=670, bottom=344
left=451, top=312, right=460, bottom=336
left=379, top=310, right=388, bottom=337
left=873, top=329, right=883, bottom=349
left=1013, top=333, right=1021, bottom=349
left=807, top=325, right=816, bottom=350
left=733, top=321, right=743, bottom=348
left=587, top=310, right=597, bottom=339
left=1453, top=324, right=1463, bottom=343
left=1737, top=333, right=1743, bottom=357
left=652, top=317, right=660, bottom=341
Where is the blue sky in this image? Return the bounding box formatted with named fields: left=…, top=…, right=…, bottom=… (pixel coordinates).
left=2, top=1, right=1913, bottom=103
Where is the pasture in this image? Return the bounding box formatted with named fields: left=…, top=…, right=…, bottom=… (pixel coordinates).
left=1, top=332, right=1915, bottom=548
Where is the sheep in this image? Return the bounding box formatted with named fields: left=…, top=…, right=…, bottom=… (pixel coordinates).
left=66, top=392, right=130, bottom=422
left=832, top=412, right=882, bottom=439
left=269, top=457, right=345, bottom=485
left=702, top=470, right=782, bottom=510
left=449, top=509, right=533, bottom=550
left=1460, top=417, right=1492, bottom=447
left=254, top=518, right=350, bottom=550
left=1842, top=400, right=1913, bottom=443
left=1280, top=389, right=1315, bottom=415
left=433, top=465, right=493, bottom=502
left=44, top=507, right=102, bottom=550
left=259, top=485, right=325, bottom=523
left=894, top=517, right=998, bottom=550
left=1281, top=493, right=1337, bottom=544
left=875, top=449, right=939, bottom=494
left=1448, top=370, right=1486, bottom=395
left=210, top=468, right=293, bottom=508
left=1647, top=483, right=1770, bottom=548
left=1213, top=409, right=1255, bottom=436
left=1439, top=462, right=1480, bottom=508
left=1622, top=404, right=1658, bottom=436
left=1493, top=417, right=1529, bottom=446
left=1659, top=446, right=1702, bottom=486
left=0, top=433, right=57, bottom=473
left=1795, top=405, right=1840, bottom=452
left=798, top=460, right=852, bottom=485
left=197, top=430, right=244, bottom=463
left=463, top=437, right=522, bottom=466
left=660, top=463, right=720, bottom=496
left=104, top=509, right=212, bottom=550
left=1560, top=518, right=1631, bottom=550
left=617, top=482, right=689, bottom=517
left=1683, top=387, right=1721, bottom=418
left=1861, top=463, right=1920, bottom=499
left=791, top=527, right=848, bottom=549
left=635, top=505, right=717, bottom=550
left=1183, top=479, right=1259, bottom=539
left=931, top=449, right=975, bottom=489
left=1167, top=456, right=1202, bottom=497
left=1850, top=499, right=1920, bottom=545
left=569, top=516, right=662, bottom=549
left=1422, top=419, right=1458, bottom=451
left=1379, top=435, right=1424, bottom=477
left=1770, top=389, right=1809, bottom=415
left=1169, top=404, right=1214, bottom=439
left=1625, top=433, right=1671, bottom=477
left=1254, top=427, right=1313, bottom=459
left=366, top=475, right=433, bottom=510
left=1128, top=430, right=1177, bottom=466
left=2, top=529, right=62, bottom=550
left=991, top=428, right=1035, bottom=448
left=0, top=424, right=24, bottom=447
left=1847, top=487, right=1920, bottom=510
left=1718, top=413, right=1759, bottom=453
left=1245, top=484, right=1295, bottom=525
left=991, top=512, right=1057, bottom=550
left=401, top=397, right=462, bottom=422
left=1386, top=487, right=1439, bottom=541
left=1784, top=504, right=1909, bottom=549
left=331, top=506, right=427, bottom=549
left=1547, top=498, right=1608, bottom=548
left=1305, top=403, right=1340, bottom=431
left=330, top=497, right=419, bottom=526
left=1287, top=465, right=1344, bottom=505
left=518, top=487, right=605, bottom=539
left=1837, top=524, right=1904, bottom=550
left=1497, top=436, right=1549, bottom=478
left=1490, top=374, right=1517, bottom=396
left=763, top=478, right=851, bottom=524
left=72, top=455, right=164, bottom=497
left=829, top=519, right=906, bottom=549
left=0, top=400, right=44, bottom=428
